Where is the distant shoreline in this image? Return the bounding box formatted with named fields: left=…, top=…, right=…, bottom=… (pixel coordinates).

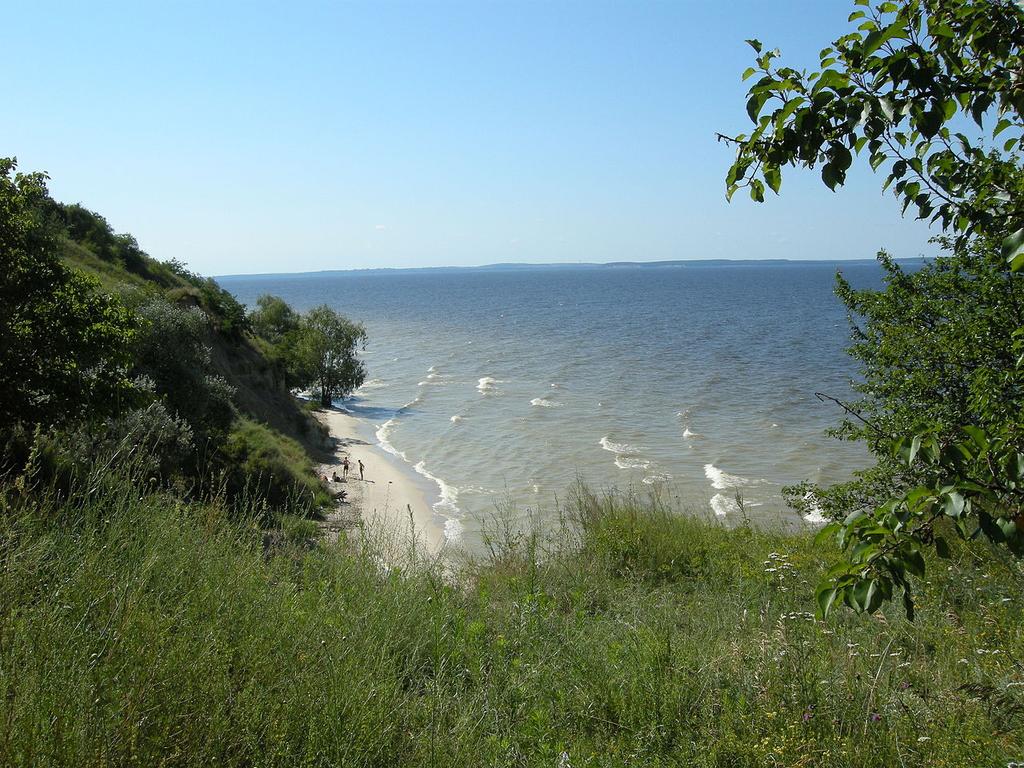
left=215, top=256, right=930, bottom=281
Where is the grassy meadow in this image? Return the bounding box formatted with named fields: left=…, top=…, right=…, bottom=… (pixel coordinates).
left=2, top=460, right=1021, bottom=768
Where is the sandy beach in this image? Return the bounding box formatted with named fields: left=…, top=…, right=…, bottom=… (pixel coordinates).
left=313, top=406, right=445, bottom=557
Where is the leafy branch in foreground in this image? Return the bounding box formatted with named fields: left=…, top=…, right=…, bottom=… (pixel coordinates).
left=721, top=0, right=1024, bottom=618
left=718, top=0, right=1023, bottom=245
left=817, top=421, right=1024, bottom=618
left=818, top=277, right=1024, bottom=618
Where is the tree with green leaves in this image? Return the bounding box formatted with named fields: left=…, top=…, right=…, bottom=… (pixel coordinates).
left=0, top=158, right=137, bottom=430
left=290, top=305, right=367, bottom=407
left=721, top=0, right=1024, bottom=617
left=720, top=0, right=1023, bottom=243
left=249, top=294, right=300, bottom=344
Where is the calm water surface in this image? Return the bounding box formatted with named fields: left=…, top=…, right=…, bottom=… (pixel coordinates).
left=220, top=262, right=895, bottom=545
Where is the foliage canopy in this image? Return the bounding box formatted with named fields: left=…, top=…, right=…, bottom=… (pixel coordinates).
left=0, top=158, right=137, bottom=428
left=722, top=0, right=1024, bottom=617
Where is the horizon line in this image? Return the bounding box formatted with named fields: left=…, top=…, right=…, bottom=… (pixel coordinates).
left=215, top=255, right=929, bottom=280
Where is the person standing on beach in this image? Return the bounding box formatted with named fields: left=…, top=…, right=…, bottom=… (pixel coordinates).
left=358, top=459, right=365, bottom=481
left=342, top=456, right=350, bottom=479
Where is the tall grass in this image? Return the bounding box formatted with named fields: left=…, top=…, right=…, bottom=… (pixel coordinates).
left=1, top=463, right=1022, bottom=766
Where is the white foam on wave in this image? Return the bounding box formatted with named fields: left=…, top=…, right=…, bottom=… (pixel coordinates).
left=358, top=378, right=389, bottom=391
left=530, top=397, right=562, bottom=408
left=710, top=493, right=740, bottom=516
left=412, top=460, right=463, bottom=541
left=600, top=435, right=657, bottom=472
left=450, top=414, right=464, bottom=424
left=375, top=419, right=407, bottom=461
left=704, top=463, right=751, bottom=490
left=599, top=436, right=643, bottom=454
left=682, top=427, right=700, bottom=438
left=614, top=456, right=651, bottom=470
left=428, top=365, right=437, bottom=373
left=642, top=472, right=672, bottom=485
left=477, top=376, right=500, bottom=394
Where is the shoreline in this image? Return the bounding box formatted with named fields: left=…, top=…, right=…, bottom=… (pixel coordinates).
left=313, top=406, right=447, bottom=557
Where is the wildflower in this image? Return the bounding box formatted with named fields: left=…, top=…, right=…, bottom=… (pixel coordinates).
left=869, top=713, right=881, bottom=723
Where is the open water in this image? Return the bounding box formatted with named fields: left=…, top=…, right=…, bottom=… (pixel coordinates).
left=220, top=261, right=903, bottom=545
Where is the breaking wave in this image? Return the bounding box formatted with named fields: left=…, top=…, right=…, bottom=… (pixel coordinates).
left=357, top=378, right=389, bottom=391
left=477, top=376, right=500, bottom=394
left=703, top=463, right=752, bottom=490
left=375, top=419, right=407, bottom=461
left=599, top=436, right=644, bottom=454
left=530, top=396, right=562, bottom=408
left=614, top=455, right=651, bottom=470
left=413, top=460, right=462, bottom=541
left=710, top=493, right=740, bottom=516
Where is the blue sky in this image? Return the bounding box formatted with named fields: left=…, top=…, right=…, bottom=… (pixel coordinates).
left=6, top=1, right=936, bottom=275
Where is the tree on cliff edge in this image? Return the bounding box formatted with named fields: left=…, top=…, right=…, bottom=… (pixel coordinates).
left=291, top=305, right=367, bottom=407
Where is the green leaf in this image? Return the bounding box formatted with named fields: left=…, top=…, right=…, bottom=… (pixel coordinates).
left=741, top=66, right=757, bottom=81
left=1002, top=229, right=1024, bottom=272
left=817, top=584, right=841, bottom=618
left=764, top=166, right=781, bottom=194
left=813, top=69, right=850, bottom=94
left=745, top=39, right=762, bottom=54
left=940, top=491, right=965, bottom=518
left=821, top=163, right=839, bottom=191
left=775, top=96, right=804, bottom=128
left=918, top=107, right=942, bottom=139
left=896, top=434, right=921, bottom=465
left=902, top=587, right=915, bottom=621
left=934, top=536, right=951, bottom=559
left=904, top=549, right=926, bottom=577
left=993, top=118, right=1013, bottom=137
left=746, top=92, right=769, bottom=122
left=862, top=21, right=904, bottom=57
left=961, top=425, right=989, bottom=451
